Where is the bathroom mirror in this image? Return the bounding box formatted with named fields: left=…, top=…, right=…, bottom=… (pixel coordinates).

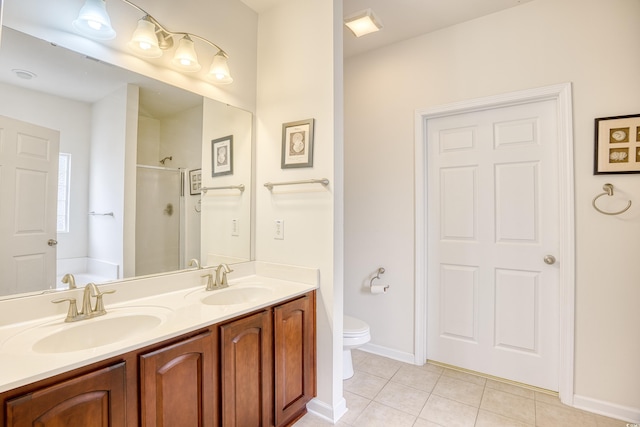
left=0, top=26, right=253, bottom=298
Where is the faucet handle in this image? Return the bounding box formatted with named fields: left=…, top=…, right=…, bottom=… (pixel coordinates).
left=93, top=290, right=116, bottom=315
left=201, top=274, right=215, bottom=291
left=52, top=298, right=79, bottom=322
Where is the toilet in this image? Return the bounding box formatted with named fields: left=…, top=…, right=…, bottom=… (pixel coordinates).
left=343, top=315, right=371, bottom=380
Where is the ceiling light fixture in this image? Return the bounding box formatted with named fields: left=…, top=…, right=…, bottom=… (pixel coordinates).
left=344, top=8, right=383, bottom=38
left=72, top=0, right=233, bottom=83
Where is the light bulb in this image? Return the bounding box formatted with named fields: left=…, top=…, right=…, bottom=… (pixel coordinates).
left=72, top=0, right=116, bottom=40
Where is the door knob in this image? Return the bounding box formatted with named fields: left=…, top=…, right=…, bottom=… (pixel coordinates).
left=543, top=255, right=556, bottom=265
left=48, top=239, right=58, bottom=246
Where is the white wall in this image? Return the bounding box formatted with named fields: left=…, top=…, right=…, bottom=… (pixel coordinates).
left=201, top=99, right=252, bottom=265
left=344, top=0, right=640, bottom=420
left=0, top=83, right=91, bottom=261
left=254, top=0, right=344, bottom=420
left=88, top=85, right=139, bottom=278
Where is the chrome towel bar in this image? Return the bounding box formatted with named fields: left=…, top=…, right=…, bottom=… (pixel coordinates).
left=88, top=211, right=114, bottom=217
left=202, top=184, right=245, bottom=194
left=264, top=178, right=329, bottom=190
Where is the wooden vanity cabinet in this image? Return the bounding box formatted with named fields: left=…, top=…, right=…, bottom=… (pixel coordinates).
left=4, top=362, right=126, bottom=427
left=273, top=293, right=316, bottom=427
left=1, top=291, right=316, bottom=427
left=139, top=329, right=217, bottom=427
left=220, top=309, right=274, bottom=427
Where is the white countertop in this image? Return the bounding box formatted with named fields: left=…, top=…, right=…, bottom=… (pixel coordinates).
left=0, top=261, right=318, bottom=393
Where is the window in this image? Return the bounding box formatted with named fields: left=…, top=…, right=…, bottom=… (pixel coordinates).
left=57, top=153, right=71, bottom=233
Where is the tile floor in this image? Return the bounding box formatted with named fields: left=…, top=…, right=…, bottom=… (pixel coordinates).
left=294, top=350, right=631, bottom=427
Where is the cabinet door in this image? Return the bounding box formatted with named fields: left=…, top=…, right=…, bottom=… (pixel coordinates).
left=140, top=330, right=217, bottom=427
left=274, top=293, right=316, bottom=426
left=5, top=362, right=126, bottom=427
left=220, top=310, right=273, bottom=427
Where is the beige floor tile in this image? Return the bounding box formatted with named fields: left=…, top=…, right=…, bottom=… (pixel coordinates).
left=419, top=394, right=478, bottom=427
left=424, top=362, right=445, bottom=375
left=442, top=368, right=487, bottom=386
left=292, top=412, right=337, bottom=427
left=374, top=381, right=430, bottom=416
left=413, top=417, right=444, bottom=427
left=485, top=379, right=535, bottom=399
left=536, top=401, right=598, bottom=427
left=475, top=409, right=534, bottom=427
left=391, top=364, right=441, bottom=393
left=341, top=391, right=371, bottom=425
left=343, top=371, right=387, bottom=399
left=352, top=401, right=417, bottom=427
left=351, top=349, right=369, bottom=368
left=594, top=413, right=636, bottom=427
left=432, top=374, right=485, bottom=407
left=534, top=391, right=564, bottom=407
left=480, top=387, right=535, bottom=425
left=356, top=352, right=404, bottom=379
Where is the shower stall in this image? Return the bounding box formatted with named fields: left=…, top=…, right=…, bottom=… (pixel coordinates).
left=135, top=165, right=183, bottom=276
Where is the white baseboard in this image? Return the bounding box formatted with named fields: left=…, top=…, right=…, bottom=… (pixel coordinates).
left=306, top=396, right=347, bottom=423
left=573, top=394, right=640, bottom=424
left=360, top=342, right=416, bottom=365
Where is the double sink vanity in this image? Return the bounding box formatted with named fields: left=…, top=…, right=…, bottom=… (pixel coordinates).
left=0, top=261, right=318, bottom=426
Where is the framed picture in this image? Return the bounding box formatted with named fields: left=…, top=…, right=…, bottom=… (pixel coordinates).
left=594, top=114, right=640, bottom=174
left=189, top=169, right=202, bottom=195
left=281, top=118, right=314, bottom=168
left=212, top=135, right=233, bottom=177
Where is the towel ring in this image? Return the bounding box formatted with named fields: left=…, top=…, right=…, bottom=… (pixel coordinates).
left=592, top=183, right=632, bottom=216
left=194, top=199, right=201, bottom=213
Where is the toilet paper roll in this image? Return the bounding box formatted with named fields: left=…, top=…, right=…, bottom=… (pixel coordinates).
left=370, top=284, right=388, bottom=294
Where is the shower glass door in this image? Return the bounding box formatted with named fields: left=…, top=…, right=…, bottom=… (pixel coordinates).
left=135, top=166, right=182, bottom=276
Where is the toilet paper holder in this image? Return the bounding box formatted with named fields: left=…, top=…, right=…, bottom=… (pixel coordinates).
left=370, top=267, right=389, bottom=291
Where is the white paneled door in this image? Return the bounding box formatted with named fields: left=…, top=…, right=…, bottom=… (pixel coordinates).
left=426, top=99, right=560, bottom=391
left=0, top=115, right=60, bottom=295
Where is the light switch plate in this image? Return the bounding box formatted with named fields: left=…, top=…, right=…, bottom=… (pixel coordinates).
left=231, top=219, right=239, bottom=236
left=274, top=219, right=284, bottom=240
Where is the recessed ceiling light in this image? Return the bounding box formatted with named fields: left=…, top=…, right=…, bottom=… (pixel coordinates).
left=344, top=8, right=383, bottom=38
left=12, top=69, right=37, bottom=80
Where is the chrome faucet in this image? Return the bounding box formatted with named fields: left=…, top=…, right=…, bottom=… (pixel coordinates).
left=215, top=263, right=233, bottom=288
left=53, top=283, right=115, bottom=322
left=188, top=258, right=201, bottom=269
left=61, top=273, right=77, bottom=289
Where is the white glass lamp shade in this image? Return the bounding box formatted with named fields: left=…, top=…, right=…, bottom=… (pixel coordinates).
left=207, top=52, right=233, bottom=84
left=72, top=0, right=116, bottom=40
left=171, top=36, right=201, bottom=72
left=129, top=19, right=162, bottom=58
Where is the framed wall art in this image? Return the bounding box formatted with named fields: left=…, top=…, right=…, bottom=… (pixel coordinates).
left=594, top=114, right=640, bottom=174
left=281, top=118, right=314, bottom=168
left=212, top=135, right=233, bottom=177
left=189, top=169, right=202, bottom=195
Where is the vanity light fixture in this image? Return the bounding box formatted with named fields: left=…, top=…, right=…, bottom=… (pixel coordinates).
left=72, top=0, right=233, bottom=83
left=344, top=8, right=383, bottom=38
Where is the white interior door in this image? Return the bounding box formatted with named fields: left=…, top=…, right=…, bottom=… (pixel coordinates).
left=0, top=115, right=60, bottom=295
left=426, top=99, right=560, bottom=391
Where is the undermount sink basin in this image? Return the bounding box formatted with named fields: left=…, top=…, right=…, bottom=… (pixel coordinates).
left=5, top=307, right=171, bottom=354
left=199, top=286, right=273, bottom=306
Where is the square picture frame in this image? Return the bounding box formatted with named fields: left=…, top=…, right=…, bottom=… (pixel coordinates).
left=212, top=135, right=233, bottom=177
left=594, top=114, right=640, bottom=174
left=189, top=169, right=202, bottom=195
left=281, top=118, right=314, bottom=168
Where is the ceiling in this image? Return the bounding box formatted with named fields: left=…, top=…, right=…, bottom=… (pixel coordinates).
left=0, top=0, right=534, bottom=111
left=241, top=0, right=534, bottom=58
